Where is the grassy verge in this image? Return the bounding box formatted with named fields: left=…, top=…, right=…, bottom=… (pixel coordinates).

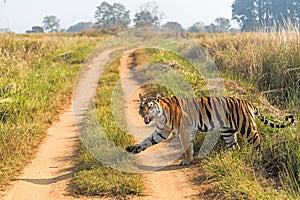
left=70, top=57, right=143, bottom=198
left=132, top=48, right=209, bottom=97
left=0, top=33, right=104, bottom=190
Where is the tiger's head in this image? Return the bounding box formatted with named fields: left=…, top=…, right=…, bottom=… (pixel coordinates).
left=138, top=93, right=163, bottom=125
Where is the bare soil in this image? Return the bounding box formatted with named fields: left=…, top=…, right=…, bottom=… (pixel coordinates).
left=2, top=106, right=77, bottom=200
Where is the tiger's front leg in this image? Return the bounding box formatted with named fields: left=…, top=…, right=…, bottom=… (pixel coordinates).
left=126, top=130, right=172, bottom=154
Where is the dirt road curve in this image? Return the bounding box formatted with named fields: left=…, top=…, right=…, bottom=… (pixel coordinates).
left=2, top=49, right=200, bottom=200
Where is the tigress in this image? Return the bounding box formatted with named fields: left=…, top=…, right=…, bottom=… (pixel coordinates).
left=126, top=94, right=295, bottom=166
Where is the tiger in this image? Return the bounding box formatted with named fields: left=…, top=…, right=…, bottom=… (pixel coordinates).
left=126, top=94, right=295, bottom=166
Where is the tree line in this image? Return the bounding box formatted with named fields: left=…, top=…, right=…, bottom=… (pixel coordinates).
left=26, top=1, right=167, bottom=33
left=26, top=1, right=237, bottom=33
left=26, top=0, right=300, bottom=33
left=232, top=0, right=300, bottom=31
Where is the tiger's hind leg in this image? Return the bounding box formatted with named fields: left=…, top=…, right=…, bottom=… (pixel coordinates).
left=220, top=128, right=240, bottom=150
left=179, top=128, right=194, bottom=166
left=246, top=129, right=261, bottom=151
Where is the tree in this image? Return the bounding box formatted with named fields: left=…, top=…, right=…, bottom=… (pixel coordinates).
left=161, top=22, right=184, bottom=32
left=26, top=26, right=44, bottom=33
left=204, top=23, right=220, bottom=33
left=94, top=1, right=130, bottom=32
left=66, top=22, right=93, bottom=32
left=187, top=18, right=232, bottom=33
left=133, top=1, right=164, bottom=28
left=232, top=0, right=257, bottom=31
left=0, top=28, right=11, bottom=33
left=214, top=17, right=231, bottom=32
left=187, top=22, right=206, bottom=33
left=43, top=15, right=60, bottom=32
left=232, top=0, right=300, bottom=31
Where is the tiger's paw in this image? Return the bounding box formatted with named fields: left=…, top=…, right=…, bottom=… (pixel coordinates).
left=180, top=160, right=193, bottom=166
left=126, top=145, right=144, bottom=154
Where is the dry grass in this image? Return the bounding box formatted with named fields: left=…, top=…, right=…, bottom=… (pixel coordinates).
left=197, top=31, right=300, bottom=109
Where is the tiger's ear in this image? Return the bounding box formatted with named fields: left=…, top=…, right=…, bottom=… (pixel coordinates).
left=139, top=93, right=144, bottom=100
left=156, top=94, right=161, bottom=101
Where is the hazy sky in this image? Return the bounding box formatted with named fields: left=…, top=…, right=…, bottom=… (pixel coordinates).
left=0, top=0, right=236, bottom=33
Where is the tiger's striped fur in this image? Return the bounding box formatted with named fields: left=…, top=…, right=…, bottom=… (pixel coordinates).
left=126, top=94, right=294, bottom=166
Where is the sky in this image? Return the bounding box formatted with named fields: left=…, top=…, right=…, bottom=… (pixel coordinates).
left=0, top=0, right=236, bottom=33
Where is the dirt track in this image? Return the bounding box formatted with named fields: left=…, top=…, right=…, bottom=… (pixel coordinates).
left=2, top=49, right=200, bottom=200
left=120, top=50, right=199, bottom=200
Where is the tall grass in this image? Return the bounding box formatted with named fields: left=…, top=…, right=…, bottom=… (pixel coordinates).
left=198, top=31, right=300, bottom=109
left=0, top=33, right=104, bottom=190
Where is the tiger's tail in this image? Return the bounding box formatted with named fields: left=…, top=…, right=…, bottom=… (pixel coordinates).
left=253, top=107, right=294, bottom=128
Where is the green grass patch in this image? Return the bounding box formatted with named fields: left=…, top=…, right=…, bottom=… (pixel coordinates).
left=71, top=164, right=142, bottom=197
left=203, top=152, right=288, bottom=200
left=70, top=57, right=143, bottom=197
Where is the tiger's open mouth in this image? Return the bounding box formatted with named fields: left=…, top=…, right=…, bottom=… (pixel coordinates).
left=143, top=116, right=152, bottom=124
